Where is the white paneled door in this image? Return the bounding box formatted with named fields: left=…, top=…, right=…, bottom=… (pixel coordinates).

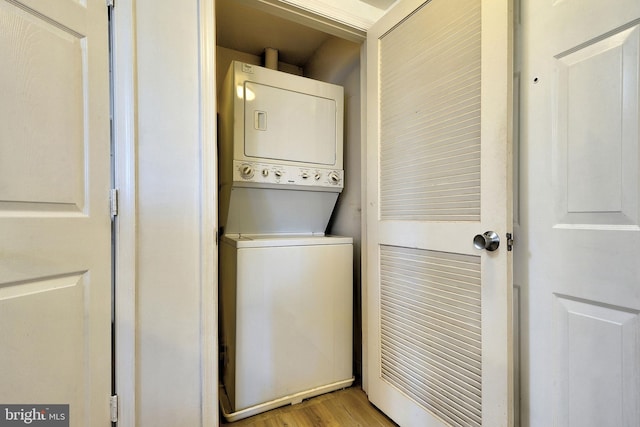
left=366, top=0, right=513, bottom=426
left=520, top=0, right=640, bottom=425
left=0, top=0, right=111, bottom=425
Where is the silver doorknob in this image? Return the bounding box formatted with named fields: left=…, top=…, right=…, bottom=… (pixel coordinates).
left=473, top=231, right=500, bottom=251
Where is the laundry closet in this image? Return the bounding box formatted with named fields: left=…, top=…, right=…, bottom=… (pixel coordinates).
left=215, top=0, right=364, bottom=421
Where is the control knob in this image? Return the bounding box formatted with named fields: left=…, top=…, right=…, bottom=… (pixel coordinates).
left=274, top=169, right=283, bottom=178
left=314, top=172, right=322, bottom=181
left=240, top=164, right=254, bottom=179
left=328, top=171, right=340, bottom=185
left=262, top=169, right=269, bottom=177
left=301, top=171, right=309, bottom=179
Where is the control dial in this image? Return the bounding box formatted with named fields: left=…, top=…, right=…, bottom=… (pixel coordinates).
left=262, top=169, right=269, bottom=177
left=328, top=171, right=341, bottom=185
left=314, top=172, right=322, bottom=181
left=240, top=164, right=254, bottom=179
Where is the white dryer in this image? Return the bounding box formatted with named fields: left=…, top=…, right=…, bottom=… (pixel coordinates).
left=218, top=61, right=345, bottom=235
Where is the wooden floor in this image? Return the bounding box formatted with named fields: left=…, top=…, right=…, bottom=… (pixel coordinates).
left=220, top=387, right=398, bottom=427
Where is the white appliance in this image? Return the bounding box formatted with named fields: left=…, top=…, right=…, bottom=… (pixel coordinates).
left=218, top=61, right=345, bottom=235
left=219, top=235, right=353, bottom=421
left=218, top=61, right=353, bottom=421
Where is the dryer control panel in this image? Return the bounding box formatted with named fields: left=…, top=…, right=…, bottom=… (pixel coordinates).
left=233, top=160, right=343, bottom=190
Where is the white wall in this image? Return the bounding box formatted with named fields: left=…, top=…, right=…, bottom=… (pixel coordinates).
left=118, top=1, right=215, bottom=425
left=136, top=1, right=201, bottom=423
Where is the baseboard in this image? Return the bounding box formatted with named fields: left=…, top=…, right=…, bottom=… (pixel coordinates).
left=219, top=377, right=355, bottom=422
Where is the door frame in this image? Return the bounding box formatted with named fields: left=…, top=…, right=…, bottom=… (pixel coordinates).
left=111, top=1, right=365, bottom=425
left=110, top=0, right=218, bottom=425
left=110, top=2, right=137, bottom=424
left=110, top=0, right=517, bottom=425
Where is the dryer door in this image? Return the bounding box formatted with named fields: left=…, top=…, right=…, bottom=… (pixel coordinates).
left=244, top=82, right=337, bottom=165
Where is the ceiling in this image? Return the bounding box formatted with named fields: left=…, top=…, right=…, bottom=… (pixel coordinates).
left=216, top=0, right=397, bottom=67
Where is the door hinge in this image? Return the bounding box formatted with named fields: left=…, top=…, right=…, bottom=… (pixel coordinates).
left=106, top=0, right=114, bottom=8
left=506, top=232, right=514, bottom=251
left=110, top=188, right=118, bottom=218
left=110, top=395, right=118, bottom=423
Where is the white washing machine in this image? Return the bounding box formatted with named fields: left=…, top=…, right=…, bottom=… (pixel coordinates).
left=217, top=62, right=353, bottom=421
left=219, top=234, right=353, bottom=421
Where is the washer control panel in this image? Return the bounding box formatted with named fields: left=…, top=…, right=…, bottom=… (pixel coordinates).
left=233, top=160, right=344, bottom=189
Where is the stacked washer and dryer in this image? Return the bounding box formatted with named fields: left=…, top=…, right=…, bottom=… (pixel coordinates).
left=218, top=61, right=354, bottom=421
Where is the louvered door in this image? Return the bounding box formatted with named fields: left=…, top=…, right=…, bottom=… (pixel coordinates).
left=365, top=0, right=513, bottom=425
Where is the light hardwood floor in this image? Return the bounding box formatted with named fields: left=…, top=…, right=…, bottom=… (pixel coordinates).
left=220, top=387, right=398, bottom=427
